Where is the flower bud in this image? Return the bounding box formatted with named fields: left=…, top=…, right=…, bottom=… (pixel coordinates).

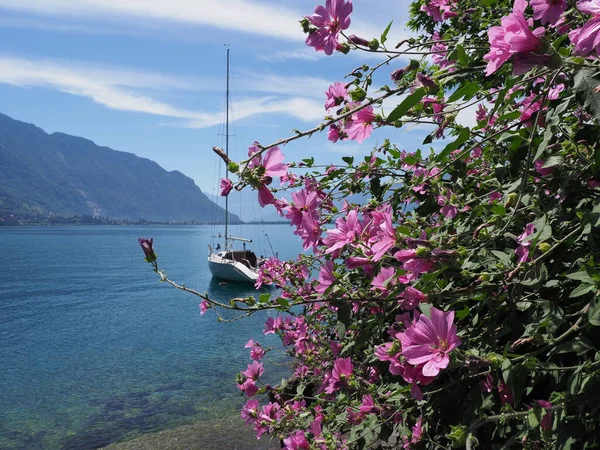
left=416, top=72, right=438, bottom=92
left=220, top=178, right=233, bottom=196
left=416, top=246, right=430, bottom=257
left=391, top=60, right=419, bottom=82
left=538, top=242, right=551, bottom=253
left=138, top=238, right=157, bottom=263
left=348, top=34, right=370, bottom=46
left=337, top=42, right=350, bottom=54
left=505, top=193, right=518, bottom=207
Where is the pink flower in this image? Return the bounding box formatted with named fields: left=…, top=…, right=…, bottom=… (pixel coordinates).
left=552, top=15, right=571, bottom=34
left=431, top=31, right=452, bottom=69
left=499, top=381, right=514, bottom=406
left=346, top=407, right=363, bottom=425
left=371, top=267, right=397, bottom=292
left=249, top=145, right=287, bottom=208
left=530, top=0, right=567, bottom=25
left=325, top=82, right=349, bottom=110
left=359, top=394, right=382, bottom=414
left=548, top=83, right=565, bottom=100
left=578, top=0, right=600, bottom=16
left=571, top=16, right=600, bottom=56
left=534, top=159, right=554, bottom=176
left=570, top=2, right=600, bottom=55
left=285, top=188, right=320, bottom=228
left=262, top=146, right=288, bottom=178
left=400, top=286, right=427, bottom=310
left=258, top=185, right=275, bottom=208
left=315, top=260, right=335, bottom=293
left=264, top=316, right=283, bottom=334
left=296, top=213, right=322, bottom=251
left=245, top=340, right=265, bottom=361
left=219, top=178, right=233, bottom=196
left=305, top=0, right=353, bottom=55
left=481, top=373, right=494, bottom=392
left=403, top=416, right=423, bottom=448
left=323, top=209, right=362, bottom=254
left=199, top=300, right=210, bottom=315
left=242, top=361, right=264, bottom=380
left=536, top=399, right=553, bottom=430
left=512, top=53, right=553, bottom=75
left=328, top=124, right=342, bottom=142
left=398, top=307, right=462, bottom=377
left=484, top=6, right=545, bottom=75
left=437, top=189, right=458, bottom=219
left=325, top=357, right=353, bottom=393
left=241, top=399, right=260, bottom=425
left=519, top=93, right=545, bottom=124
left=420, top=0, right=457, bottom=22
left=283, top=430, right=310, bottom=450
left=237, top=378, right=259, bottom=397
left=345, top=106, right=375, bottom=143
left=370, top=205, right=396, bottom=261
left=489, top=191, right=502, bottom=203
left=515, top=222, right=536, bottom=263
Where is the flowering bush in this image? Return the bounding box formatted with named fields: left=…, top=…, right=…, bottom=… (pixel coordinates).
left=142, top=0, right=600, bottom=448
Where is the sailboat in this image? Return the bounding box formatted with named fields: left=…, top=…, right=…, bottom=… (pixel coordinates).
left=207, top=48, right=261, bottom=284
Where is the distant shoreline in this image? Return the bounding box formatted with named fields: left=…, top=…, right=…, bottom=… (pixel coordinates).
left=0, top=220, right=289, bottom=226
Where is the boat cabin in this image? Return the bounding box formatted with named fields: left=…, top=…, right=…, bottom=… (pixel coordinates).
left=222, top=250, right=258, bottom=269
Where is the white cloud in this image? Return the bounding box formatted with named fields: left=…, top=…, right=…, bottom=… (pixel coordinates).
left=0, top=0, right=404, bottom=48
left=241, top=72, right=332, bottom=99
left=0, top=0, right=307, bottom=41
left=0, top=55, right=326, bottom=127
left=455, top=101, right=487, bottom=129
left=257, top=48, right=325, bottom=62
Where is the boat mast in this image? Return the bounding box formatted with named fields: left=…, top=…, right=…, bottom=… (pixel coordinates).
left=224, top=46, right=230, bottom=251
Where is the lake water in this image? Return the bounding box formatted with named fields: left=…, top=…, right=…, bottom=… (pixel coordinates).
left=0, top=224, right=300, bottom=450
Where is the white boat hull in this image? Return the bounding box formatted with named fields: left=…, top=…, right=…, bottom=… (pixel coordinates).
left=208, top=252, right=258, bottom=283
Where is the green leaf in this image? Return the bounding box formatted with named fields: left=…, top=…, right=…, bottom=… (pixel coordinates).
left=528, top=408, right=540, bottom=428
left=491, top=204, right=506, bottom=216
left=497, top=110, right=522, bottom=122
left=337, top=302, right=352, bottom=328
left=380, top=21, right=393, bottom=45
left=588, top=297, right=600, bottom=326
left=296, top=384, right=306, bottom=396
left=542, top=155, right=563, bottom=169
left=350, top=87, right=367, bottom=102
left=456, top=306, right=470, bottom=320
left=435, top=126, right=470, bottom=162
left=342, top=156, right=354, bottom=165
left=574, top=68, right=600, bottom=119
left=387, top=87, right=427, bottom=122
left=491, top=250, right=512, bottom=264
left=396, top=225, right=412, bottom=235
left=370, top=177, right=383, bottom=201
left=569, top=283, right=596, bottom=298
left=566, top=271, right=595, bottom=284
left=276, top=297, right=289, bottom=308
left=548, top=337, right=595, bottom=356
left=505, top=178, right=522, bottom=194
left=506, top=363, right=527, bottom=407
left=534, top=126, right=554, bottom=161
left=447, top=81, right=479, bottom=103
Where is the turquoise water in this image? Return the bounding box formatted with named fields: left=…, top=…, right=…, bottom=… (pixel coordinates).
left=0, top=224, right=299, bottom=450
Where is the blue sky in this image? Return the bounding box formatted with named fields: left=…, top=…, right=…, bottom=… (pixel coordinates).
left=0, top=0, right=439, bottom=196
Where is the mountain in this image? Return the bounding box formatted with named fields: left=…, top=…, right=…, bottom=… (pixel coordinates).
left=0, top=113, right=239, bottom=223
left=208, top=190, right=286, bottom=223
